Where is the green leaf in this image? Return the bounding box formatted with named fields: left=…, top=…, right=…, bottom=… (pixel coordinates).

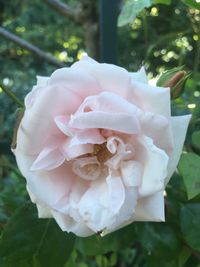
left=182, top=0, right=200, bottom=10
left=192, top=131, right=200, bottom=150
left=135, top=223, right=180, bottom=260
left=178, top=153, right=200, bottom=200
left=180, top=204, right=200, bottom=252
left=0, top=202, right=75, bottom=267
left=76, top=224, right=136, bottom=256
left=96, top=255, right=108, bottom=267
left=153, top=0, right=172, bottom=4
left=178, top=247, right=191, bottom=267
left=118, top=0, right=152, bottom=27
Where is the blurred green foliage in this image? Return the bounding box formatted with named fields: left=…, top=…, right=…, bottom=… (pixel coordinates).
left=0, top=0, right=200, bottom=266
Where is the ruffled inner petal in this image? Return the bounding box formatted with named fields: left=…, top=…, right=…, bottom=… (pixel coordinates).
left=69, top=111, right=141, bottom=134
left=75, top=91, right=141, bottom=115
left=78, top=174, right=125, bottom=232
left=72, top=157, right=101, bottom=180
left=101, top=187, right=138, bottom=236
left=120, top=160, right=142, bottom=187
left=30, top=146, right=65, bottom=171
left=54, top=115, right=72, bottom=136
left=69, top=129, right=105, bottom=147
left=62, top=139, right=93, bottom=160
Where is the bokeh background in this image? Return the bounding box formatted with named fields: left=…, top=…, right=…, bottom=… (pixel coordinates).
left=0, top=1, right=200, bottom=267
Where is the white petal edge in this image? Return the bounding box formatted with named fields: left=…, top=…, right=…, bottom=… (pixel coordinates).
left=37, top=204, right=52, bottom=218
left=134, top=191, right=165, bottom=221
left=165, top=114, right=191, bottom=185
left=130, top=66, right=148, bottom=84
left=138, top=136, right=169, bottom=197
left=51, top=210, right=94, bottom=237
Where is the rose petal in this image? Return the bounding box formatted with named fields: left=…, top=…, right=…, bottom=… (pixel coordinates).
left=140, top=111, right=174, bottom=155
left=101, top=187, right=138, bottom=236
left=72, top=56, right=131, bottom=96
left=165, top=115, right=191, bottom=185
left=131, top=80, right=171, bottom=117
left=106, top=174, right=125, bottom=213
left=27, top=163, right=74, bottom=209
left=51, top=210, right=94, bottom=237
left=49, top=67, right=101, bottom=98
left=78, top=178, right=117, bottom=232
left=17, top=85, right=82, bottom=154
left=130, top=67, right=148, bottom=84
left=137, top=136, right=169, bottom=197
left=78, top=174, right=125, bottom=233
left=75, top=91, right=140, bottom=115
left=69, top=129, right=105, bottom=147
left=54, top=115, right=72, bottom=136
left=62, top=140, right=93, bottom=160
left=69, top=111, right=141, bottom=134
left=120, top=160, right=142, bottom=187
left=134, top=191, right=165, bottom=221
left=72, top=157, right=101, bottom=180
left=37, top=204, right=52, bottom=218
left=30, top=146, right=65, bottom=171
left=106, top=139, right=134, bottom=170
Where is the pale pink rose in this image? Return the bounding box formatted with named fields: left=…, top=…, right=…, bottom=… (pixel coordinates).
left=14, top=56, right=191, bottom=237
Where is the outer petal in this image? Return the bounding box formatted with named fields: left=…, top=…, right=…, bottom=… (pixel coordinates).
left=130, top=80, right=171, bottom=117
left=78, top=175, right=125, bottom=232
left=17, top=85, right=82, bottom=155
left=27, top=163, right=75, bottom=210
left=101, top=187, right=138, bottom=236
left=140, top=112, right=174, bottom=155
left=78, top=179, right=116, bottom=232
left=37, top=204, right=52, bottom=218
left=130, top=67, right=148, bottom=84
left=136, top=136, right=169, bottom=197
left=134, top=191, right=165, bottom=221
left=165, top=115, right=191, bottom=185
left=51, top=210, right=94, bottom=237
left=49, top=67, right=101, bottom=98
left=71, top=56, right=131, bottom=96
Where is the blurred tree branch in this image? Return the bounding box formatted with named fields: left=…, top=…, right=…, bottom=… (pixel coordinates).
left=43, top=0, right=99, bottom=59
left=43, top=0, right=78, bottom=21
left=0, top=83, right=24, bottom=107
left=0, top=26, right=64, bottom=68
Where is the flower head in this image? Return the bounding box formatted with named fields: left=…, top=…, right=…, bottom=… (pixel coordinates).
left=13, top=56, right=191, bottom=236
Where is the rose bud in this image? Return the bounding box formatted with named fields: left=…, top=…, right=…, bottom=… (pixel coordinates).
left=13, top=57, right=191, bottom=237
left=157, top=66, right=191, bottom=99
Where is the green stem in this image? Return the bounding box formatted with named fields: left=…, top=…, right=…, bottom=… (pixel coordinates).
left=0, top=84, right=24, bottom=108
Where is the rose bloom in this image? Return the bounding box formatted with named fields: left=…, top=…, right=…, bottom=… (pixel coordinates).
left=14, top=57, right=191, bottom=237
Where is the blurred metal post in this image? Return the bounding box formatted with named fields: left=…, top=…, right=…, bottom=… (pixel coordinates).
left=99, top=0, right=119, bottom=64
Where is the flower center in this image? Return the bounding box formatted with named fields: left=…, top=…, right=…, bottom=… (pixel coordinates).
left=92, top=143, right=113, bottom=163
